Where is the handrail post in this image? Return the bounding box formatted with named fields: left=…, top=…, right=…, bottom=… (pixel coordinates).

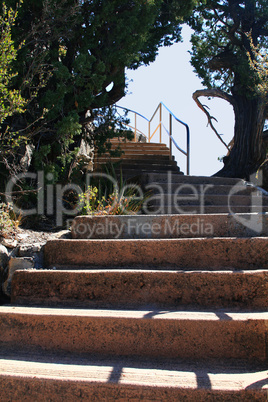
left=159, top=103, right=162, bottom=143
left=186, top=125, right=190, bottom=175
left=169, top=113, right=172, bottom=160
left=116, top=102, right=190, bottom=174
left=134, top=113, right=137, bottom=142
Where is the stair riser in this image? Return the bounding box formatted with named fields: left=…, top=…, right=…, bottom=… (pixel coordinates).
left=95, top=154, right=171, bottom=161
left=11, top=270, right=268, bottom=309
left=71, top=214, right=268, bottom=239
left=44, top=238, right=268, bottom=270
left=146, top=183, right=258, bottom=196
left=147, top=205, right=268, bottom=214
left=103, top=148, right=170, bottom=154
left=107, top=143, right=168, bottom=148
left=141, top=173, right=246, bottom=186
left=0, top=312, right=266, bottom=361
left=1, top=376, right=266, bottom=402
left=95, top=149, right=171, bottom=155
left=112, top=164, right=179, bottom=172
left=113, top=167, right=180, bottom=176
left=95, top=161, right=177, bottom=168
left=112, top=161, right=178, bottom=168
left=147, top=194, right=267, bottom=207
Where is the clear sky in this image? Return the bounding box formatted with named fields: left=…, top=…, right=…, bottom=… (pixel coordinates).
left=117, top=26, right=235, bottom=177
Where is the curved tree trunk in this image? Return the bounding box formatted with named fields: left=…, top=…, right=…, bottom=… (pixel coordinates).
left=215, top=93, right=266, bottom=179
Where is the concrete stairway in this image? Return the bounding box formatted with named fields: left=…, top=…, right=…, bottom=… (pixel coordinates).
left=95, top=139, right=268, bottom=214
left=1, top=211, right=268, bottom=400
left=140, top=172, right=268, bottom=214
left=94, top=141, right=182, bottom=177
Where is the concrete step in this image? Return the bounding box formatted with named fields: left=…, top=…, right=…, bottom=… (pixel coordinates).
left=95, top=154, right=172, bottom=161
left=141, top=172, right=247, bottom=186
left=71, top=214, right=268, bottom=239
left=103, top=147, right=170, bottom=154
left=0, top=306, right=267, bottom=361
left=112, top=167, right=181, bottom=178
left=145, top=183, right=259, bottom=196
left=113, top=164, right=179, bottom=173
left=11, top=269, right=268, bottom=310
left=147, top=205, right=268, bottom=214
left=112, top=160, right=178, bottom=169
left=95, top=159, right=176, bottom=167
left=44, top=237, right=268, bottom=270
left=96, top=148, right=171, bottom=155
left=0, top=352, right=267, bottom=401
left=146, top=194, right=268, bottom=207
left=107, top=142, right=168, bottom=148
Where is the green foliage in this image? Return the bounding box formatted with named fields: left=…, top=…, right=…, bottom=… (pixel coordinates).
left=188, top=0, right=268, bottom=97
left=77, top=162, right=150, bottom=215
left=0, top=201, right=20, bottom=237
left=0, top=2, right=25, bottom=126
left=0, top=0, right=195, bottom=183
left=247, top=33, right=268, bottom=102
left=188, top=1, right=268, bottom=177
left=78, top=184, right=145, bottom=216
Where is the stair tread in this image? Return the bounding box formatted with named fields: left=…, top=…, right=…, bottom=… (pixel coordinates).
left=95, top=161, right=171, bottom=165
left=0, top=352, right=267, bottom=392
left=148, top=206, right=268, bottom=213
left=141, top=173, right=247, bottom=183
left=44, top=236, right=268, bottom=270
left=1, top=305, right=268, bottom=320
left=46, top=236, right=268, bottom=241
left=11, top=267, right=268, bottom=308
left=1, top=304, right=267, bottom=362
left=18, top=265, right=268, bottom=272
left=95, top=156, right=171, bottom=159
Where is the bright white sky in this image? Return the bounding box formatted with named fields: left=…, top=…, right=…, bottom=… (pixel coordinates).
left=118, top=26, right=234, bottom=177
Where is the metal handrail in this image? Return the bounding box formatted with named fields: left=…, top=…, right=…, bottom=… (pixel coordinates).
left=115, top=105, right=149, bottom=142
left=115, top=105, right=150, bottom=123
left=162, top=122, right=187, bottom=156
left=116, top=102, right=190, bottom=175
left=161, top=102, right=190, bottom=175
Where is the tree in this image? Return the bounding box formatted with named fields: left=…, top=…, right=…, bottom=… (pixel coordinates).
left=188, top=0, right=268, bottom=179
left=0, top=3, right=25, bottom=126
left=1, top=0, right=195, bottom=183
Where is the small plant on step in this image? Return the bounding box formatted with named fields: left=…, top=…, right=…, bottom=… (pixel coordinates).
left=0, top=201, right=21, bottom=238
left=77, top=185, right=146, bottom=216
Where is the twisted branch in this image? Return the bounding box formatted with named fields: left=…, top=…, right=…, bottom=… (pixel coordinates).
left=192, top=89, right=235, bottom=150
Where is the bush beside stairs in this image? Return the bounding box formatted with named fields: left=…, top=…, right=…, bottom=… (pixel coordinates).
left=0, top=149, right=268, bottom=400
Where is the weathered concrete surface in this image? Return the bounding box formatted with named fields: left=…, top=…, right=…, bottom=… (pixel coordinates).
left=94, top=142, right=180, bottom=176
left=0, top=306, right=267, bottom=361
left=148, top=205, right=268, bottom=214
left=145, top=183, right=258, bottom=195
left=2, top=257, right=35, bottom=297
left=3, top=164, right=268, bottom=399
left=147, top=194, right=268, bottom=207
left=44, top=237, right=268, bottom=269
left=71, top=214, right=268, bottom=239
left=0, top=353, right=267, bottom=401
left=11, top=269, right=268, bottom=309
left=138, top=173, right=268, bottom=213
left=141, top=173, right=247, bottom=186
